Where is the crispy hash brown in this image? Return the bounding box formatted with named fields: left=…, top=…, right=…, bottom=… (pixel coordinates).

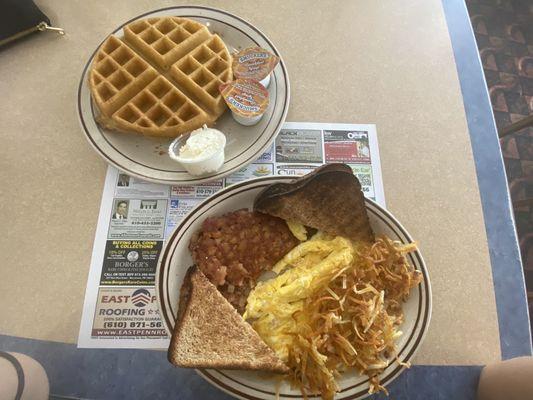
left=245, top=234, right=421, bottom=399
left=189, top=209, right=299, bottom=312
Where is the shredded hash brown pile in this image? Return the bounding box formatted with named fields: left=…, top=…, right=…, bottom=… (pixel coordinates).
left=245, top=234, right=422, bottom=399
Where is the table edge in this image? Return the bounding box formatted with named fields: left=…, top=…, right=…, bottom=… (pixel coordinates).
left=442, top=0, right=532, bottom=358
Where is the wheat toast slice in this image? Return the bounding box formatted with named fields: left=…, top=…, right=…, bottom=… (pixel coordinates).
left=254, top=164, right=374, bottom=243
left=257, top=163, right=353, bottom=200
left=168, top=266, right=289, bottom=373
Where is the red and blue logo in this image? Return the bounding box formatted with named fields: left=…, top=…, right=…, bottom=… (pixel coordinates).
left=131, top=288, right=151, bottom=307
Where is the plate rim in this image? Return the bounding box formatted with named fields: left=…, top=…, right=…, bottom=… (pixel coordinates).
left=156, top=175, right=432, bottom=400
left=77, top=5, right=290, bottom=185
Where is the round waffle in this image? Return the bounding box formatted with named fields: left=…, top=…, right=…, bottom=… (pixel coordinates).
left=89, top=17, right=232, bottom=137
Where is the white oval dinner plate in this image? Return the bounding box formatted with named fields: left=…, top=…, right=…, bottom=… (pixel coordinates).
left=78, top=6, right=290, bottom=185
left=156, top=176, right=432, bottom=400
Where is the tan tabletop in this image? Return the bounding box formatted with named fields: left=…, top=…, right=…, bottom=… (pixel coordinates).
left=0, top=0, right=501, bottom=368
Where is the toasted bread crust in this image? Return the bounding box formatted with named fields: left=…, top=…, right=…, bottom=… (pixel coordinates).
left=254, top=164, right=374, bottom=243
left=255, top=163, right=353, bottom=201
left=168, top=266, right=289, bottom=373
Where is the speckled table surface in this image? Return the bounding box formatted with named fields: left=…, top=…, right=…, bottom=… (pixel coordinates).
left=0, top=0, right=531, bottom=399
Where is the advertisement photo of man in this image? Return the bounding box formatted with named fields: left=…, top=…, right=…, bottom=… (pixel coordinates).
left=117, top=174, right=130, bottom=187
left=112, top=200, right=128, bottom=220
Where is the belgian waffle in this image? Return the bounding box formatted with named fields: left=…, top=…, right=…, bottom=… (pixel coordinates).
left=89, top=17, right=232, bottom=138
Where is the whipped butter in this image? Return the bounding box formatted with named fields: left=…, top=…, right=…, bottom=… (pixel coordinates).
left=168, top=125, right=226, bottom=175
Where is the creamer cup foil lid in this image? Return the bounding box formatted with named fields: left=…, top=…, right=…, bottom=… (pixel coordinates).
left=232, top=47, right=279, bottom=81
left=219, top=79, right=269, bottom=117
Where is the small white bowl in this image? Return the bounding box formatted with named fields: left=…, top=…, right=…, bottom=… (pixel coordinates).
left=168, top=131, right=226, bottom=176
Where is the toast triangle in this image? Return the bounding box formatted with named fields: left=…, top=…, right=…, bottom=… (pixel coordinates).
left=168, top=266, right=289, bottom=373
left=254, top=164, right=374, bottom=243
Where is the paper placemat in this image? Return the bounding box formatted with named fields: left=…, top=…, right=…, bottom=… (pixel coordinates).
left=78, top=122, right=384, bottom=348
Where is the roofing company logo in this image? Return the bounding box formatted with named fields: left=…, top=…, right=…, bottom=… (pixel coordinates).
left=131, top=288, right=151, bottom=307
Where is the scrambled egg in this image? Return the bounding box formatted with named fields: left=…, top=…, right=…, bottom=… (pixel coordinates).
left=286, top=220, right=308, bottom=241
left=244, top=233, right=357, bottom=361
